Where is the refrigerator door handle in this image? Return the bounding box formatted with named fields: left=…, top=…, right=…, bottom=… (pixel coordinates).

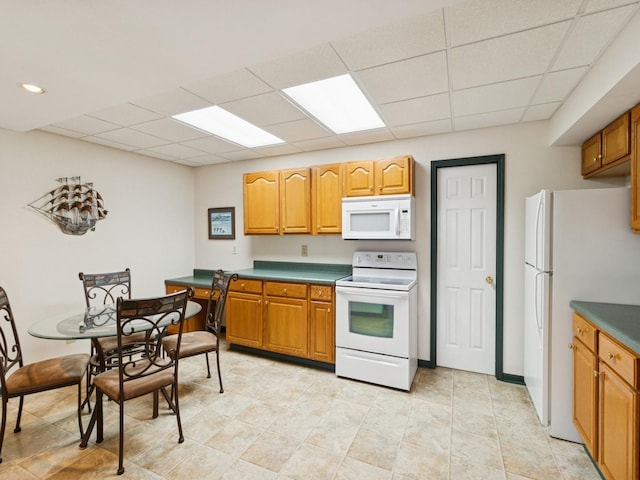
left=535, top=194, right=544, bottom=269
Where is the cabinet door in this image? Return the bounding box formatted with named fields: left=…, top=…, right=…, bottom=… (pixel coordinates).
left=631, top=105, right=640, bottom=232
left=309, top=300, right=334, bottom=363
left=243, top=171, right=280, bottom=234
left=344, top=161, right=374, bottom=197
left=312, top=164, right=342, bottom=234
left=602, top=112, right=631, bottom=166
left=573, top=338, right=598, bottom=459
left=375, top=155, right=413, bottom=195
left=280, top=168, right=311, bottom=233
left=165, top=284, right=206, bottom=333
left=598, top=361, right=639, bottom=480
left=226, top=292, right=263, bottom=348
left=582, top=133, right=602, bottom=176
left=264, top=296, right=308, bottom=357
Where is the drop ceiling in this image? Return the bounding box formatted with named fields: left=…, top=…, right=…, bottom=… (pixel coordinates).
left=3, top=0, right=640, bottom=167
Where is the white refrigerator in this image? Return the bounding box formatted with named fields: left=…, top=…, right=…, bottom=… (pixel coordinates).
left=524, top=186, right=640, bottom=443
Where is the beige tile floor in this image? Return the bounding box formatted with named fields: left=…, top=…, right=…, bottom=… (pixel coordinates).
left=1, top=341, right=601, bottom=480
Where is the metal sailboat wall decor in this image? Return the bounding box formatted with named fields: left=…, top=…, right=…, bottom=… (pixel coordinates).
left=29, top=176, right=108, bottom=235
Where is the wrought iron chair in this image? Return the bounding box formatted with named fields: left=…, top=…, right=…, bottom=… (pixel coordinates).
left=0, top=287, right=89, bottom=463
left=79, top=288, right=192, bottom=475
left=79, top=269, right=148, bottom=368
left=162, top=270, right=237, bottom=393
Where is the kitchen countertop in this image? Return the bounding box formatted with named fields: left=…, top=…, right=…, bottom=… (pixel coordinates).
left=165, top=260, right=352, bottom=287
left=570, top=300, right=640, bottom=355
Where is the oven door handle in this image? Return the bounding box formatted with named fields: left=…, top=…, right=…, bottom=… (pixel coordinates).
left=336, top=286, right=408, bottom=298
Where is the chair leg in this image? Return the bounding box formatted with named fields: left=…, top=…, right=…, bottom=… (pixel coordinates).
left=14, top=396, right=24, bottom=433
left=117, top=397, right=125, bottom=475
left=215, top=349, right=224, bottom=394
left=172, top=383, right=184, bottom=444
left=0, top=398, right=6, bottom=463
left=80, top=389, right=103, bottom=448
left=152, top=390, right=159, bottom=419
left=204, top=352, right=211, bottom=378
left=76, top=382, right=85, bottom=438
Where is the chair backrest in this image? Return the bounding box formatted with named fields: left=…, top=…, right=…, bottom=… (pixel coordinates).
left=205, top=270, right=239, bottom=334
left=114, top=288, right=192, bottom=393
left=79, top=269, right=131, bottom=307
left=0, top=287, right=24, bottom=390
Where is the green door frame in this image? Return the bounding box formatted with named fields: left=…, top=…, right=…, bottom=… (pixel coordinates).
left=429, top=154, right=519, bottom=384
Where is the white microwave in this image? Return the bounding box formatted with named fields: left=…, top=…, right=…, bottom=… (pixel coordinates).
left=342, top=194, right=415, bottom=240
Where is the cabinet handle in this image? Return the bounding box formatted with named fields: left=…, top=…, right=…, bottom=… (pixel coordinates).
left=576, top=327, right=584, bottom=334
left=264, top=300, right=268, bottom=305
left=568, top=344, right=574, bottom=350
left=328, top=308, right=331, bottom=313
left=606, top=352, right=620, bottom=360
left=593, top=157, right=597, bottom=163
left=283, top=288, right=287, bottom=294
left=594, top=370, right=600, bottom=377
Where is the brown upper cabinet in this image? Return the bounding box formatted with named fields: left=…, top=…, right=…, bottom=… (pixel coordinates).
left=344, top=155, right=414, bottom=196
left=312, top=163, right=343, bottom=234
left=243, top=169, right=311, bottom=235
left=582, top=112, right=631, bottom=178
left=631, top=104, right=640, bottom=233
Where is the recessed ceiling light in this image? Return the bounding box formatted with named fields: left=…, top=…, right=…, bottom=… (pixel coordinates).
left=172, top=106, right=284, bottom=148
left=282, top=74, right=385, bottom=134
left=19, top=83, right=46, bottom=94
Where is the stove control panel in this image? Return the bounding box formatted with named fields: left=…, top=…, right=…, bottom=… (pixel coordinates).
left=352, top=251, right=417, bottom=270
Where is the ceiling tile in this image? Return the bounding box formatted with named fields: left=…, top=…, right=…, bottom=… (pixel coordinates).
left=180, top=136, right=241, bottom=154
left=522, top=102, right=561, bottom=121
left=82, top=135, right=138, bottom=151
left=88, top=103, right=162, bottom=126
left=585, top=0, right=640, bottom=14
left=135, top=149, right=176, bottom=161
left=131, top=88, right=211, bottom=116
left=331, top=11, right=445, bottom=71
left=379, top=93, right=451, bottom=126
left=93, top=128, right=169, bottom=149
left=252, top=143, right=304, bottom=156
left=552, top=5, right=638, bottom=71
left=221, top=92, right=307, bottom=127
left=189, top=154, right=232, bottom=166
left=217, top=150, right=266, bottom=162
left=38, top=125, right=85, bottom=138
left=182, top=69, right=273, bottom=104
left=144, top=143, right=205, bottom=159
left=454, top=107, right=525, bottom=131
left=340, top=128, right=395, bottom=146
left=357, top=52, right=449, bottom=104
left=132, top=118, right=208, bottom=142
left=451, top=21, right=570, bottom=89
left=448, top=0, right=581, bottom=46
left=265, top=118, right=332, bottom=142
left=532, top=67, right=588, bottom=103
left=172, top=158, right=204, bottom=167
left=248, top=43, right=348, bottom=89
left=453, top=76, right=542, bottom=116
left=390, top=119, right=453, bottom=138
left=292, top=136, right=347, bottom=151
left=52, top=115, right=119, bottom=135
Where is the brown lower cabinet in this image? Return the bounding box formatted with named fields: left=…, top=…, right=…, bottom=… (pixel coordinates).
left=165, top=283, right=217, bottom=333
left=572, top=312, right=640, bottom=480
left=226, top=278, right=335, bottom=364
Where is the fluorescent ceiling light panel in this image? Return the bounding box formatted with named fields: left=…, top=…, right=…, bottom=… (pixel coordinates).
left=282, top=74, right=385, bottom=134
left=172, top=106, right=284, bottom=148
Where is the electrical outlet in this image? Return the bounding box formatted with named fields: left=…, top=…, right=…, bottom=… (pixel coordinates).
left=301, top=244, right=308, bottom=256
left=232, top=245, right=237, bottom=255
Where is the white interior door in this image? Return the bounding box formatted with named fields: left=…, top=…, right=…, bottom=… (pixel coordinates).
left=436, top=163, right=497, bottom=374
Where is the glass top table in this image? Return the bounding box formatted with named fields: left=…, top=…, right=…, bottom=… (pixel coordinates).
left=28, top=301, right=202, bottom=340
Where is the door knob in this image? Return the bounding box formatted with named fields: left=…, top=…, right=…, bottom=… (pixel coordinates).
left=485, top=276, right=494, bottom=284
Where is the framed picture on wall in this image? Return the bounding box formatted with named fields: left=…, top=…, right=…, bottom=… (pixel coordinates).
left=208, top=207, right=235, bottom=240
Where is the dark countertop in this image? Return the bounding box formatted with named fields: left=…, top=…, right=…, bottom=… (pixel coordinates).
left=165, top=261, right=352, bottom=287
left=570, top=300, right=640, bottom=355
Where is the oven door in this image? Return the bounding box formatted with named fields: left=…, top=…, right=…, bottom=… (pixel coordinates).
left=335, top=285, right=409, bottom=357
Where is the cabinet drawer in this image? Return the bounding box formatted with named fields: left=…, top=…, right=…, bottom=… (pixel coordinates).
left=310, top=285, right=332, bottom=301
left=573, top=313, right=598, bottom=352
left=264, top=281, right=307, bottom=299
left=599, top=332, right=638, bottom=388
left=192, top=287, right=213, bottom=299
left=229, top=278, right=263, bottom=294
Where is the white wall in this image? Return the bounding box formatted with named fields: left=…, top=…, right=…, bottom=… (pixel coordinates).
left=0, top=129, right=196, bottom=362
left=194, top=120, right=626, bottom=376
